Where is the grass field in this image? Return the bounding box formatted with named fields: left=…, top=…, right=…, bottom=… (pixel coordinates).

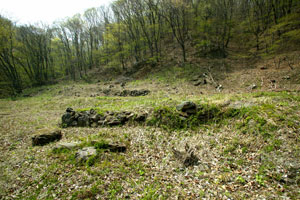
left=0, top=79, right=300, bottom=200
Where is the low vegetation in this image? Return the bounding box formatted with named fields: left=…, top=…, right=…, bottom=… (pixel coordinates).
left=1, top=80, right=300, bottom=199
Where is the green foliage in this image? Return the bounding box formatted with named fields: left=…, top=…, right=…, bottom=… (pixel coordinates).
left=236, top=176, right=246, bottom=185
left=108, top=180, right=123, bottom=199
left=141, top=184, right=161, bottom=200
left=86, top=155, right=97, bottom=167
left=0, top=0, right=299, bottom=96
left=147, top=104, right=223, bottom=130
left=255, top=174, right=265, bottom=186
left=93, top=140, right=110, bottom=150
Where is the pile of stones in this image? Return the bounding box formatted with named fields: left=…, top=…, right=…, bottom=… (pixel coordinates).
left=115, top=89, right=150, bottom=97
left=103, top=89, right=150, bottom=97
left=176, top=101, right=198, bottom=117
left=62, top=108, right=147, bottom=128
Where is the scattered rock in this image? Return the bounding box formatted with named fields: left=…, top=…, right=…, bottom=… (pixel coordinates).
left=75, top=147, right=97, bottom=162
left=194, top=80, right=202, bottom=86
left=116, top=89, right=150, bottom=97
left=74, top=92, right=80, bottom=97
left=97, top=143, right=127, bottom=152
left=176, top=101, right=197, bottom=113
left=103, top=89, right=111, bottom=95
left=216, top=84, right=223, bottom=92
left=260, top=66, right=268, bottom=70
left=66, top=107, right=74, bottom=112
left=283, top=76, right=291, bottom=80
left=129, top=89, right=150, bottom=96
left=121, top=82, right=126, bottom=88
left=23, top=94, right=33, bottom=97
left=172, top=143, right=199, bottom=167
left=249, top=84, right=257, bottom=90
left=62, top=108, right=147, bottom=128
left=280, top=166, right=300, bottom=185
left=135, top=113, right=148, bottom=122
left=221, top=100, right=231, bottom=107
left=191, top=75, right=201, bottom=82
left=32, top=130, right=62, bottom=146
left=104, top=89, right=150, bottom=97
left=179, top=116, right=187, bottom=121
left=191, top=74, right=207, bottom=87
left=54, top=142, right=82, bottom=150
left=90, top=93, right=99, bottom=97
left=105, top=115, right=123, bottom=126
left=77, top=113, right=90, bottom=127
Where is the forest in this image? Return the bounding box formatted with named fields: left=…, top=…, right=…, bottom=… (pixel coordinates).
left=1, top=0, right=299, bottom=96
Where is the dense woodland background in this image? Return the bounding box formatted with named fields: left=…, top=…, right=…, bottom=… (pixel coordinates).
left=0, top=0, right=300, bottom=96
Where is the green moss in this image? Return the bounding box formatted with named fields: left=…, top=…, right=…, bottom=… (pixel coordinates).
left=86, top=155, right=98, bottom=167
left=147, top=104, right=223, bottom=130
left=93, top=140, right=110, bottom=150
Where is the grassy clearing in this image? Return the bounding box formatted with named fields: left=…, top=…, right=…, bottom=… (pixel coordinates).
left=0, top=82, right=300, bottom=199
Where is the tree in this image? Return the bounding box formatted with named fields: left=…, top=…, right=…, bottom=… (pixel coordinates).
left=16, top=25, right=54, bottom=85
left=65, top=15, right=87, bottom=78
left=161, top=0, right=191, bottom=62
left=0, top=16, right=22, bottom=93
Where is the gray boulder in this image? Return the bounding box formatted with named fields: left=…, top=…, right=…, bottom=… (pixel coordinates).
left=62, top=108, right=76, bottom=127
left=75, top=147, right=97, bottom=162
left=32, top=130, right=62, bottom=146
left=54, top=142, right=82, bottom=150
left=176, top=101, right=197, bottom=113
left=77, top=113, right=90, bottom=127
left=135, top=113, right=148, bottom=122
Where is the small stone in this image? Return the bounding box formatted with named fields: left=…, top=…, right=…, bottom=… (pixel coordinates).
left=194, top=80, right=202, bottom=86
left=216, top=84, right=223, bottom=92
left=176, top=101, right=197, bottom=113
left=107, top=119, right=122, bottom=126
left=54, top=142, right=81, bottom=150
left=32, top=130, right=62, bottom=146
left=135, top=113, right=147, bottom=122
left=179, top=116, right=187, bottom=121
left=91, top=122, right=98, bottom=128
left=90, top=114, right=101, bottom=122
left=78, top=114, right=90, bottom=127
left=62, top=112, right=75, bottom=127
left=70, top=121, right=78, bottom=127
left=103, top=89, right=111, bottom=95
left=107, top=144, right=127, bottom=152
left=66, top=108, right=74, bottom=112
left=75, top=147, right=97, bottom=162
left=260, top=66, right=268, bottom=70
left=249, top=84, right=257, bottom=90
left=106, top=111, right=115, bottom=116
left=121, top=82, right=126, bottom=87
left=130, top=89, right=150, bottom=97
left=185, top=108, right=197, bottom=115
left=191, top=76, right=200, bottom=81
left=283, top=76, right=290, bottom=80
left=98, top=120, right=105, bottom=126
